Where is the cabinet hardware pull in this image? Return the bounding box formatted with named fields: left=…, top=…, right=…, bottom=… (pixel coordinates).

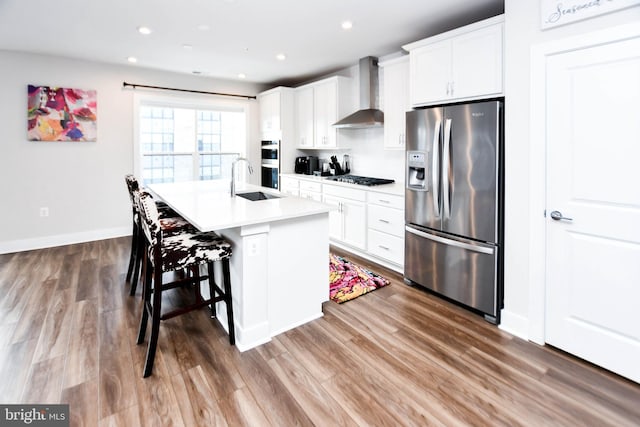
left=378, top=219, right=390, bottom=223
left=378, top=199, right=390, bottom=204
left=378, top=245, right=389, bottom=250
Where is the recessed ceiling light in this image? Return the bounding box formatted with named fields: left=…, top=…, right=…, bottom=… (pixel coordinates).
left=238, top=73, right=246, bottom=79
left=137, top=26, right=152, bottom=35
left=197, top=24, right=210, bottom=31
left=276, top=53, right=286, bottom=61
left=341, top=20, right=353, bottom=30
left=127, top=56, right=138, bottom=63
left=182, top=44, right=193, bottom=50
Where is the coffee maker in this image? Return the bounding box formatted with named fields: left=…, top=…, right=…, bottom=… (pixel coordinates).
left=295, top=156, right=319, bottom=175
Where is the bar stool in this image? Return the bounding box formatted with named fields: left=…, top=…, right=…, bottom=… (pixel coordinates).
left=124, top=174, right=193, bottom=296
left=135, top=190, right=235, bottom=378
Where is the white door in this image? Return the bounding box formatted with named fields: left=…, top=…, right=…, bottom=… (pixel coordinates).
left=545, top=35, right=640, bottom=383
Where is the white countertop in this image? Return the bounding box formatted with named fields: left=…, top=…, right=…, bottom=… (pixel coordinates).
left=148, top=180, right=333, bottom=232
left=281, top=173, right=405, bottom=196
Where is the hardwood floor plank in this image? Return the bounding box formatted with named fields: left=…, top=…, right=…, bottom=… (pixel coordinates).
left=56, top=252, right=82, bottom=291
left=268, top=351, right=360, bottom=427
left=63, top=299, right=99, bottom=388
left=76, top=259, right=99, bottom=302
left=11, top=278, right=58, bottom=344
left=228, top=349, right=315, bottom=426
left=98, top=405, right=142, bottom=427
left=181, top=365, right=228, bottom=426
left=21, top=355, right=66, bottom=404
left=61, top=379, right=99, bottom=427
left=99, top=348, right=138, bottom=419
left=217, top=387, right=271, bottom=427
left=128, top=356, right=185, bottom=427
left=99, top=264, right=126, bottom=313
left=0, top=339, right=38, bottom=403
left=32, top=288, right=74, bottom=363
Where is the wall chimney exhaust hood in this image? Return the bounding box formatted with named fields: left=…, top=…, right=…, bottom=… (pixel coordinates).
left=333, top=56, right=384, bottom=129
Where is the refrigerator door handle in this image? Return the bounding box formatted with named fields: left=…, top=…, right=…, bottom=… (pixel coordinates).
left=405, top=226, right=495, bottom=255
left=442, top=118, right=452, bottom=219
left=432, top=120, right=441, bottom=217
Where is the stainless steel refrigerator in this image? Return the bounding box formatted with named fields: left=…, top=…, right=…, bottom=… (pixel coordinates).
left=404, top=100, right=503, bottom=323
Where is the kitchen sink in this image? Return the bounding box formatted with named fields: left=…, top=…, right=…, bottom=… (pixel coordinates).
left=236, top=191, right=281, bottom=201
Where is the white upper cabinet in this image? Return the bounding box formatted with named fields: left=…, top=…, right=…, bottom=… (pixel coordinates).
left=258, top=88, right=281, bottom=133
left=380, top=56, right=410, bottom=150
left=404, top=15, right=504, bottom=107
left=295, top=86, right=314, bottom=148
left=295, top=76, right=352, bottom=149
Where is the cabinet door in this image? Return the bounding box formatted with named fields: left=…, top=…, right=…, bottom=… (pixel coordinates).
left=259, top=91, right=279, bottom=132
left=323, top=194, right=343, bottom=241
left=341, top=199, right=366, bottom=249
left=314, top=80, right=338, bottom=148
left=451, top=24, right=503, bottom=100
left=296, top=86, right=314, bottom=148
left=383, top=59, right=410, bottom=149
left=410, top=40, right=452, bottom=106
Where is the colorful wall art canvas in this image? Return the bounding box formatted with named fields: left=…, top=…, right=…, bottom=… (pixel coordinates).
left=27, top=85, right=97, bottom=141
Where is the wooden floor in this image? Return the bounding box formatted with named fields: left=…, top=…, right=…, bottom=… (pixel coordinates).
left=1, top=237, right=639, bottom=426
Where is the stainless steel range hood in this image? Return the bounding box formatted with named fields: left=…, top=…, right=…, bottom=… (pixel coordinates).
left=333, top=56, right=384, bottom=129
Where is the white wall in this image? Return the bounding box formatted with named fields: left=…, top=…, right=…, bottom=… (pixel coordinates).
left=0, top=51, right=266, bottom=253
left=501, top=2, right=640, bottom=338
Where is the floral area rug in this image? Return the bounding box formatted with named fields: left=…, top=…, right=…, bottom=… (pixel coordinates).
left=329, top=253, right=390, bottom=303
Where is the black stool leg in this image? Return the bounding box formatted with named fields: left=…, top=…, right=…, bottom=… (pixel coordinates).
left=126, top=221, right=137, bottom=282
left=130, top=230, right=143, bottom=296
left=136, top=252, right=152, bottom=345
left=207, top=261, right=217, bottom=319
left=222, top=258, right=235, bottom=345
left=143, top=267, right=163, bottom=377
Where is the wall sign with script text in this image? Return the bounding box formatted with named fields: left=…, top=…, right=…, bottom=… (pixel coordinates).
left=541, top=0, right=640, bottom=29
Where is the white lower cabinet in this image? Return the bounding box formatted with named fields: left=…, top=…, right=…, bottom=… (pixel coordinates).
left=280, top=176, right=300, bottom=197
left=281, top=176, right=405, bottom=270
left=366, top=192, right=404, bottom=266
left=299, top=180, right=322, bottom=201
left=323, top=184, right=366, bottom=250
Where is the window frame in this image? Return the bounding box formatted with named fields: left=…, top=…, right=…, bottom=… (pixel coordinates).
left=133, top=91, right=251, bottom=185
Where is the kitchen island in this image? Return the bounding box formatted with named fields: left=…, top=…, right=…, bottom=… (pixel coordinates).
left=148, top=180, right=333, bottom=351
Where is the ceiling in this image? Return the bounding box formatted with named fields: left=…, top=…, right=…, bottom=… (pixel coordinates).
left=0, top=0, right=503, bottom=87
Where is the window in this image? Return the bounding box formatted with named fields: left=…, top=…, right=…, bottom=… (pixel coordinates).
left=136, top=96, right=246, bottom=185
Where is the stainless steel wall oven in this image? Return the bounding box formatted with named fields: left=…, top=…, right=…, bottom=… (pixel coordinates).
left=261, top=140, right=280, bottom=189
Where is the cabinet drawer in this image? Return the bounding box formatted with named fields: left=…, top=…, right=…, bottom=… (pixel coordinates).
left=322, top=183, right=366, bottom=201
left=282, top=188, right=299, bottom=197
left=368, top=192, right=404, bottom=210
left=368, top=229, right=404, bottom=265
left=281, top=176, right=299, bottom=190
left=299, top=190, right=322, bottom=202
left=367, top=204, right=404, bottom=237
left=299, top=180, right=322, bottom=193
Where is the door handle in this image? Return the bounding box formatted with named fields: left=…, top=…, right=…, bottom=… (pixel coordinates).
left=550, top=210, right=573, bottom=222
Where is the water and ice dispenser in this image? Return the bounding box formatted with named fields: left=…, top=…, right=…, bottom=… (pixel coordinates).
left=407, top=151, right=427, bottom=190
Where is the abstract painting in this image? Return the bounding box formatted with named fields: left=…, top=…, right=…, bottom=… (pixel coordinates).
left=27, top=85, right=97, bottom=141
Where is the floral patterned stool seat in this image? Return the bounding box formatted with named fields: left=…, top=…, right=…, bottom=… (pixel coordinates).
left=124, top=174, right=195, bottom=296
left=135, top=189, right=235, bottom=378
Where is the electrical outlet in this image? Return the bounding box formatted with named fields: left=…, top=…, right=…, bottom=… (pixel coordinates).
left=39, top=207, right=49, bottom=217
left=247, top=238, right=259, bottom=256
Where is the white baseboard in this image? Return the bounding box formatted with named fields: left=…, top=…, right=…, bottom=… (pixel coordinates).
left=499, top=309, right=530, bottom=341
left=0, top=226, right=131, bottom=254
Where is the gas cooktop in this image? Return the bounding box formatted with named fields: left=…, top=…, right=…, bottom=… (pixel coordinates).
left=325, top=175, right=395, bottom=186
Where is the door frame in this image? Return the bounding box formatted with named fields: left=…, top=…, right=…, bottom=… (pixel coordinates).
left=528, top=22, right=640, bottom=345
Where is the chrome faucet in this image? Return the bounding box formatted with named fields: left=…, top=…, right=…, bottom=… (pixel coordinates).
left=230, top=157, right=253, bottom=197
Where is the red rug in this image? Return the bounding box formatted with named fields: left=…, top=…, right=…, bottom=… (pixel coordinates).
left=329, top=254, right=390, bottom=303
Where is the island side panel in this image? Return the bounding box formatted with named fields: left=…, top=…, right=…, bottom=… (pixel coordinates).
left=267, top=212, right=329, bottom=337
left=215, top=212, right=329, bottom=351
